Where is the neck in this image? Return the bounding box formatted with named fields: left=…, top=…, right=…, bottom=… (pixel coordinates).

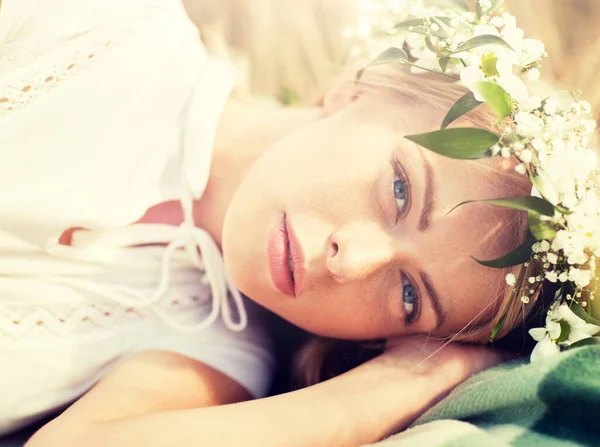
left=193, top=99, right=324, bottom=246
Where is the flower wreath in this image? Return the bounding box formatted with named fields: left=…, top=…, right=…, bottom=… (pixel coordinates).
left=348, top=0, right=600, bottom=361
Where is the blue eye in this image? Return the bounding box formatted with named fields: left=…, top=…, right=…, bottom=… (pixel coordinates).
left=403, top=282, right=416, bottom=317
left=393, top=172, right=409, bottom=215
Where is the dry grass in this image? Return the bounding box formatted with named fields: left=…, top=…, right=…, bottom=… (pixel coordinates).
left=183, top=0, right=600, bottom=121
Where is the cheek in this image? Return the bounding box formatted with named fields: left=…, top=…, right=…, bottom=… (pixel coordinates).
left=272, top=281, right=402, bottom=339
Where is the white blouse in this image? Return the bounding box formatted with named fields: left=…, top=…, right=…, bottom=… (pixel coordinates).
left=0, top=0, right=274, bottom=436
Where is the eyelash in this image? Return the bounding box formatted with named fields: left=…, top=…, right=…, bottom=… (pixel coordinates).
left=403, top=272, right=421, bottom=327
left=389, top=159, right=418, bottom=326
left=390, top=157, right=412, bottom=223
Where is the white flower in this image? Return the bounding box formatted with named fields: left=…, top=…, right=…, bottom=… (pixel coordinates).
left=529, top=303, right=600, bottom=362
left=490, top=16, right=504, bottom=28
left=543, top=98, right=559, bottom=116
left=582, top=119, right=597, bottom=133
left=515, top=112, right=544, bottom=136
left=545, top=271, right=558, bottom=282
left=523, top=96, right=543, bottom=111
left=515, top=164, right=526, bottom=174
left=527, top=68, right=541, bottom=81
left=580, top=101, right=592, bottom=115
left=556, top=303, right=600, bottom=344
left=520, top=149, right=533, bottom=163
left=552, top=230, right=589, bottom=266
left=521, top=296, right=530, bottom=304
left=474, top=24, right=500, bottom=37
left=478, top=0, right=492, bottom=13
left=531, top=168, right=559, bottom=205
left=529, top=332, right=560, bottom=361
left=505, top=273, right=517, bottom=286
left=459, top=36, right=530, bottom=103
left=547, top=252, right=558, bottom=264
left=497, top=75, right=529, bottom=103
left=568, top=267, right=593, bottom=289
left=460, top=66, right=486, bottom=101
left=520, top=38, right=546, bottom=66
left=558, top=272, right=569, bottom=282
left=500, top=14, right=524, bottom=50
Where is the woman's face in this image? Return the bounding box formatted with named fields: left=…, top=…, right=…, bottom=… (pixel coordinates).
left=223, top=96, right=520, bottom=340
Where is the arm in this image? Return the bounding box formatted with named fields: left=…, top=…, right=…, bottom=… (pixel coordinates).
left=26, top=338, right=499, bottom=447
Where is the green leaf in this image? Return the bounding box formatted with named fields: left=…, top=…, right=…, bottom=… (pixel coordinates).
left=473, top=237, right=534, bottom=268
left=441, top=91, right=482, bottom=129
left=393, top=17, right=451, bottom=39
left=555, top=205, right=572, bottom=215
left=570, top=336, right=600, bottom=349
left=528, top=212, right=557, bottom=240
left=403, top=60, right=454, bottom=77
left=450, top=0, right=470, bottom=11
left=556, top=320, right=571, bottom=343
left=571, top=301, right=600, bottom=326
left=439, top=56, right=451, bottom=73
left=405, top=128, right=499, bottom=159
left=489, top=317, right=505, bottom=342
left=428, top=0, right=469, bottom=11
left=528, top=170, right=561, bottom=209
left=282, top=86, right=300, bottom=106
left=475, top=81, right=512, bottom=120
left=426, top=36, right=447, bottom=56
left=450, top=34, right=513, bottom=55
left=485, top=197, right=555, bottom=216
left=356, top=47, right=409, bottom=80
left=476, top=0, right=504, bottom=18
left=451, top=196, right=555, bottom=217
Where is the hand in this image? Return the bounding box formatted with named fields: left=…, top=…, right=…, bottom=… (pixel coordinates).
left=368, top=335, right=504, bottom=388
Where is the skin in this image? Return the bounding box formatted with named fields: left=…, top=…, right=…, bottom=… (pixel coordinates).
left=27, top=337, right=502, bottom=447
left=221, top=91, right=525, bottom=341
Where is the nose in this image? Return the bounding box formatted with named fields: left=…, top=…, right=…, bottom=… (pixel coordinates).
left=326, top=221, right=395, bottom=283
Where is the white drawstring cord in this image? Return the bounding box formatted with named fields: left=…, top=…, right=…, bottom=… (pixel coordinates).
left=179, top=187, right=248, bottom=332
left=42, top=191, right=248, bottom=333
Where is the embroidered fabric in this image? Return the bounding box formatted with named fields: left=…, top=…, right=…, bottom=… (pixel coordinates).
left=0, top=5, right=159, bottom=119
left=0, top=192, right=248, bottom=338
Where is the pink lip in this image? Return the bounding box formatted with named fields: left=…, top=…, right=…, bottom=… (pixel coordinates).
left=286, top=217, right=306, bottom=296
left=266, top=214, right=305, bottom=298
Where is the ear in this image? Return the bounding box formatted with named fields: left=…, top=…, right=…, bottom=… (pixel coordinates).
left=321, top=66, right=364, bottom=115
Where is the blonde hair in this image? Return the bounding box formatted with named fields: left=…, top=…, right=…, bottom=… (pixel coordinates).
left=295, top=66, right=543, bottom=386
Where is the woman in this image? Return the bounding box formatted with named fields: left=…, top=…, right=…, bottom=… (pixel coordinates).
left=0, top=0, right=589, bottom=446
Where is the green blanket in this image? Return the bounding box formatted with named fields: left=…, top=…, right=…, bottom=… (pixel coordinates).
left=368, top=345, right=600, bottom=447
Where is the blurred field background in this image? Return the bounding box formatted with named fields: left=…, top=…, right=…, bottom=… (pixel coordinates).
left=182, top=0, right=600, bottom=122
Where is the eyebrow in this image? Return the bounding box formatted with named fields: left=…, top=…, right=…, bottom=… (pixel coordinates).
left=418, top=156, right=435, bottom=232
left=420, top=271, right=446, bottom=331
